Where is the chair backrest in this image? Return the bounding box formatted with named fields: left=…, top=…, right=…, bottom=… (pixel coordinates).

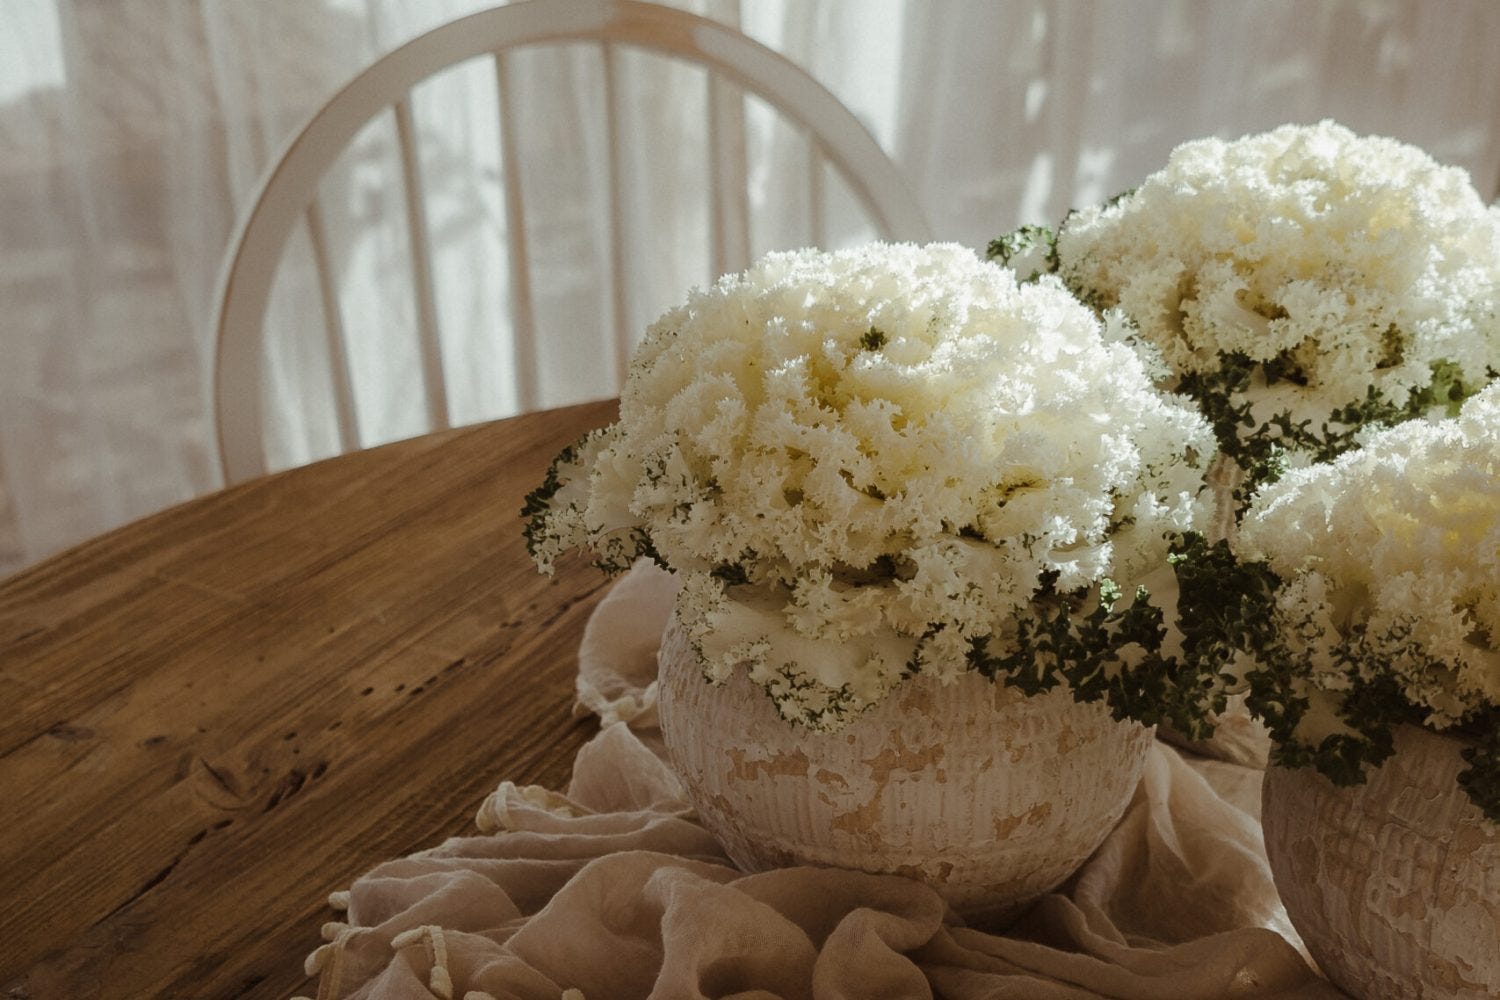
left=211, top=0, right=931, bottom=484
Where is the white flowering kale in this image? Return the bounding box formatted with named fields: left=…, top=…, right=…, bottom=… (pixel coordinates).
left=992, top=121, right=1500, bottom=506
left=525, top=243, right=1215, bottom=730
left=1206, top=384, right=1500, bottom=819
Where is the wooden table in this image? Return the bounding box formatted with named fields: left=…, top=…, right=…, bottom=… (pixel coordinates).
left=0, top=399, right=617, bottom=1000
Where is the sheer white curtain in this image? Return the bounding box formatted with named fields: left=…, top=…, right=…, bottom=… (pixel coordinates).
left=2, top=0, right=1499, bottom=576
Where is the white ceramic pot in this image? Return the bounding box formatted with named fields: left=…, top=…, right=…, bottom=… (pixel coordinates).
left=1262, top=725, right=1500, bottom=999
left=656, top=613, right=1155, bottom=922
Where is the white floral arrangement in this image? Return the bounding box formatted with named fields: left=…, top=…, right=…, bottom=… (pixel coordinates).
left=992, top=121, right=1500, bottom=505
left=1220, top=383, right=1500, bottom=819
left=526, top=243, right=1216, bottom=731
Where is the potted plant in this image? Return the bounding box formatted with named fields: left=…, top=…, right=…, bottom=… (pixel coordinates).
left=524, top=242, right=1219, bottom=920
left=990, top=121, right=1500, bottom=762
left=1198, top=383, right=1500, bottom=999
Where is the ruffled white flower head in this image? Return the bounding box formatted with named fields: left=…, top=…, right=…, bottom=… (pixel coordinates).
left=1240, top=382, right=1500, bottom=731
left=1058, top=120, right=1500, bottom=460
left=530, top=243, right=1211, bottom=728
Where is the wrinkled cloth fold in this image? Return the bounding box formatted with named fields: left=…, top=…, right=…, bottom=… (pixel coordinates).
left=298, top=563, right=1346, bottom=1000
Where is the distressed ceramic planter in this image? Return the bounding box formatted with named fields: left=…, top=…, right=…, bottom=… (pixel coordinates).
left=656, top=612, right=1155, bottom=922
left=1263, top=725, right=1500, bottom=999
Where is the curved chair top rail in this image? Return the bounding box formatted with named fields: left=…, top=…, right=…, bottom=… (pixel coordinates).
left=212, top=0, right=931, bottom=484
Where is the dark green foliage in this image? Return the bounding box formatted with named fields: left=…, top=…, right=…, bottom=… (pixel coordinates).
left=710, top=561, right=751, bottom=586
left=521, top=437, right=664, bottom=575
left=763, top=668, right=859, bottom=730
left=958, top=558, right=1229, bottom=736
left=1173, top=354, right=1486, bottom=517
left=985, top=224, right=1059, bottom=282
left=520, top=440, right=579, bottom=560
left=1459, top=715, right=1500, bottom=823
left=1170, top=532, right=1280, bottom=673
left=859, top=326, right=888, bottom=351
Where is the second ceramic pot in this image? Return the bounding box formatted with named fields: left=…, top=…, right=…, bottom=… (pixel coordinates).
left=1263, top=725, right=1500, bottom=999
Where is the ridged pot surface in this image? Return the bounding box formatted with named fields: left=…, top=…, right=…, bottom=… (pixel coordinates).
left=1262, top=726, right=1500, bottom=999
left=656, top=613, right=1155, bottom=922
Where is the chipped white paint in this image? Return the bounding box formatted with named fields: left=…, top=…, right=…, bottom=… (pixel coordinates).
left=1263, top=726, right=1500, bottom=999
left=656, top=614, right=1154, bottom=922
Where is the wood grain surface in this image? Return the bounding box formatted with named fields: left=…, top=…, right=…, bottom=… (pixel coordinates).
left=0, top=398, right=618, bottom=1000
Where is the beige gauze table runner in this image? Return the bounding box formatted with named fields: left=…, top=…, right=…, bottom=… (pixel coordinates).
left=297, top=563, right=1349, bottom=1000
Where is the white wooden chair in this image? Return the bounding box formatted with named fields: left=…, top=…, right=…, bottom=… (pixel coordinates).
left=210, top=0, right=930, bottom=484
